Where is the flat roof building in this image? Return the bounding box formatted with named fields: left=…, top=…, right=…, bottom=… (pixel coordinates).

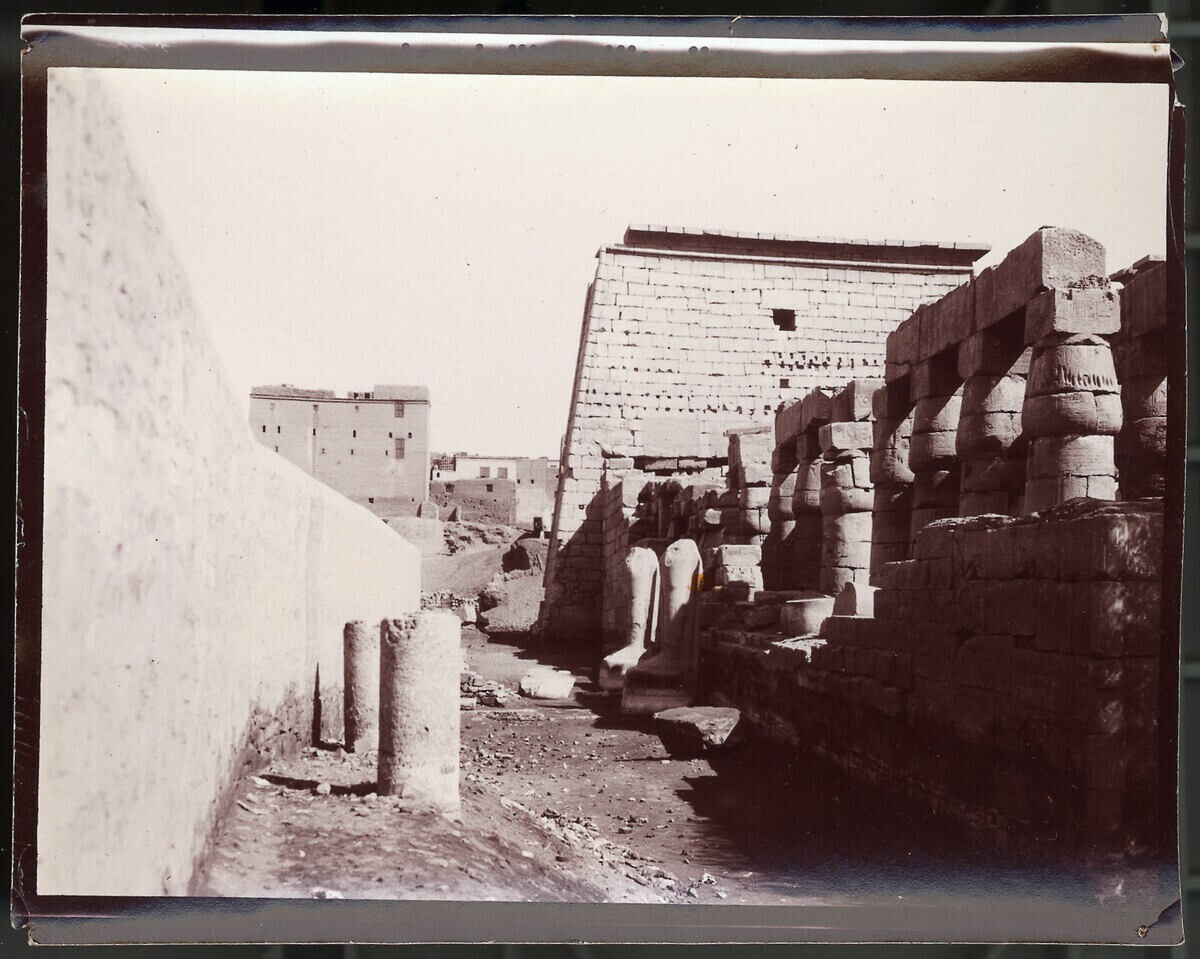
left=249, top=384, right=431, bottom=517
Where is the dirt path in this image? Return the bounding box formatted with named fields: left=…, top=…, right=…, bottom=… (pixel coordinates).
left=197, top=627, right=1176, bottom=918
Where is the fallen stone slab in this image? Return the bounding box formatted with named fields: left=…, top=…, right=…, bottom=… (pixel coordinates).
left=652, top=706, right=744, bottom=757
left=779, top=595, right=835, bottom=636
left=518, top=667, right=576, bottom=700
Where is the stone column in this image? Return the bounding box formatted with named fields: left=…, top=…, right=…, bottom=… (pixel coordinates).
left=1114, top=334, right=1167, bottom=499
left=818, top=420, right=875, bottom=596
left=956, top=324, right=1029, bottom=517
left=730, top=429, right=773, bottom=547
left=343, top=620, right=379, bottom=753
left=790, top=432, right=824, bottom=590
left=378, top=612, right=462, bottom=813
left=762, top=448, right=797, bottom=590
left=598, top=546, right=660, bottom=691
left=870, top=382, right=914, bottom=577
left=908, top=354, right=963, bottom=539
left=1111, top=261, right=1168, bottom=500
left=1021, top=287, right=1122, bottom=513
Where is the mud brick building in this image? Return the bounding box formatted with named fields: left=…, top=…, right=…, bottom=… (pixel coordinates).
left=430, top=453, right=558, bottom=526
left=543, top=225, right=989, bottom=645
left=250, top=384, right=431, bottom=517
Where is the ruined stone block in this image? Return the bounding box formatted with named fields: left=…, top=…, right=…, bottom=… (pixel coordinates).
left=916, top=279, right=975, bottom=360
left=960, top=458, right=1027, bottom=494
left=715, top=564, right=764, bottom=591
left=819, top=420, right=875, bottom=454
left=740, top=486, right=771, bottom=510
left=1115, top=259, right=1167, bottom=339
left=911, top=469, right=959, bottom=509
left=957, top=328, right=1029, bottom=380
left=1067, top=580, right=1162, bottom=657
left=819, top=565, right=867, bottom=596
left=1022, top=391, right=1123, bottom=437
left=886, top=313, right=920, bottom=368
left=774, top=399, right=807, bottom=450
left=832, top=581, right=877, bottom=616
left=909, top=357, right=962, bottom=403
left=871, top=381, right=913, bottom=421
left=1027, top=435, right=1115, bottom=479
left=1023, top=287, right=1121, bottom=344
left=830, top=378, right=884, bottom=423
left=976, top=227, right=1107, bottom=329
left=1054, top=504, right=1163, bottom=581
left=780, top=595, right=835, bottom=635
left=715, top=544, right=762, bottom=567
left=870, top=445, right=914, bottom=486
left=911, top=519, right=958, bottom=559
left=820, top=483, right=874, bottom=515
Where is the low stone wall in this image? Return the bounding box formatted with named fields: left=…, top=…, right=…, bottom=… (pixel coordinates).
left=37, top=71, right=421, bottom=896
left=701, top=500, right=1164, bottom=859
left=429, top=478, right=517, bottom=525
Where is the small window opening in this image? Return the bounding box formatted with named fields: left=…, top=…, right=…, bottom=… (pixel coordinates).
left=368, top=497, right=375, bottom=503
left=312, top=428, right=316, bottom=436
left=395, top=438, right=406, bottom=459
left=261, top=425, right=266, bottom=433
left=352, top=429, right=357, bottom=438
left=351, top=449, right=355, bottom=456
left=486, top=483, right=494, bottom=493
left=772, top=308, right=796, bottom=332
left=277, top=425, right=281, bottom=433
left=480, top=467, right=491, bottom=478
left=407, top=432, right=412, bottom=439
left=394, top=402, right=405, bottom=418
left=780, top=378, right=790, bottom=388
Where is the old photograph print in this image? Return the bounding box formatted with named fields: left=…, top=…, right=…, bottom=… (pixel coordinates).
left=19, top=19, right=1184, bottom=945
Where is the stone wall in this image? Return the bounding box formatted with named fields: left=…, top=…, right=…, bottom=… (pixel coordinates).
left=543, top=226, right=987, bottom=646
left=429, top=477, right=518, bottom=525
left=595, top=227, right=1173, bottom=857
left=38, top=70, right=421, bottom=896
left=702, top=502, right=1164, bottom=858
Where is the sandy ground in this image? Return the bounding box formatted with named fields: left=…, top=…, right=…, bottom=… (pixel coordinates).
left=196, top=627, right=1179, bottom=937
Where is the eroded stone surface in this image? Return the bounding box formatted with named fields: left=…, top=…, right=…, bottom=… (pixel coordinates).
left=652, top=706, right=744, bottom=757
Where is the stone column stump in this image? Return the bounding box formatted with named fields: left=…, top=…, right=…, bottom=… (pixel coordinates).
left=378, top=611, right=462, bottom=813
left=343, top=620, right=379, bottom=753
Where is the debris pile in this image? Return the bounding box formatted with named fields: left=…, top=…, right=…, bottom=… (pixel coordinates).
left=460, top=669, right=512, bottom=709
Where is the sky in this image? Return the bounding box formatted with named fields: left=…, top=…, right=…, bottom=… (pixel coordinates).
left=97, top=68, right=1169, bottom=458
